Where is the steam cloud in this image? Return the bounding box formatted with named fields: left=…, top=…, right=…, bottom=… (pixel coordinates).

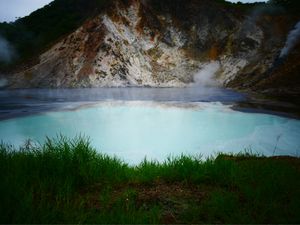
left=192, top=61, right=220, bottom=87
left=241, top=4, right=284, bottom=37
left=280, top=21, right=300, bottom=58
left=0, top=78, right=8, bottom=88
left=0, top=35, right=15, bottom=63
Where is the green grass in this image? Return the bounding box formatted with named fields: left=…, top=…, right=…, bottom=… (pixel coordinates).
left=0, top=136, right=299, bottom=223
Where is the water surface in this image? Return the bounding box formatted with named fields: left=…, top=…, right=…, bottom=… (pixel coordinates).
left=0, top=88, right=299, bottom=163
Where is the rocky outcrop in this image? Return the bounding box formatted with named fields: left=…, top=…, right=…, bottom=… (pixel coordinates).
left=6, top=0, right=298, bottom=90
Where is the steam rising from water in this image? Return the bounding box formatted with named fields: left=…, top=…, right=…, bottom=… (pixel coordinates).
left=193, top=61, right=220, bottom=87
left=0, top=78, right=8, bottom=87
left=0, top=102, right=299, bottom=164
left=280, top=21, right=300, bottom=58
left=0, top=35, right=15, bottom=63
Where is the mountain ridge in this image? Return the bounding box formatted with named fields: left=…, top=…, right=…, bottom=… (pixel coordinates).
left=0, top=0, right=299, bottom=101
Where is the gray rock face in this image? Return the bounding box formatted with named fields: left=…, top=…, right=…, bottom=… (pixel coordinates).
left=8, top=0, right=289, bottom=89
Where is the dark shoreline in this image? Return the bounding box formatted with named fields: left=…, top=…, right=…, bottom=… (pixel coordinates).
left=1, top=87, right=300, bottom=121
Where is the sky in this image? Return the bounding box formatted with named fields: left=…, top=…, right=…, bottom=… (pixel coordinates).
left=0, top=0, right=267, bottom=23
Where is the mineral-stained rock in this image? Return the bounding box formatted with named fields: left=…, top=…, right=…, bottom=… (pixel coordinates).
left=7, top=0, right=298, bottom=92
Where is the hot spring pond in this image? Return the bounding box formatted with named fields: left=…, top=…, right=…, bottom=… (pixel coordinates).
left=0, top=88, right=300, bottom=164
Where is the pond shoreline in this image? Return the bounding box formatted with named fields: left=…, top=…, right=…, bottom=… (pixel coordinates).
left=1, top=87, right=300, bottom=120
left=1, top=87, right=300, bottom=162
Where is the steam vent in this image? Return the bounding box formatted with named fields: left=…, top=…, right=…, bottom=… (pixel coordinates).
left=0, top=0, right=298, bottom=102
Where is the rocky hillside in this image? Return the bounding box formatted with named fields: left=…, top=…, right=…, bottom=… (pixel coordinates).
left=1, top=0, right=300, bottom=95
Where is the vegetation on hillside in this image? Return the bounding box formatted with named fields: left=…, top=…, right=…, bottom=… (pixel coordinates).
left=268, top=0, right=300, bottom=14
left=0, top=0, right=109, bottom=69
left=0, top=136, right=299, bottom=223
left=0, top=0, right=299, bottom=71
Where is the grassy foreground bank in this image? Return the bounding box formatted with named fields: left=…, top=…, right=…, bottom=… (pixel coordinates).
left=0, top=136, right=299, bottom=224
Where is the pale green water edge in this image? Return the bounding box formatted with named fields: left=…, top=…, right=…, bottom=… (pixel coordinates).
left=0, top=101, right=300, bottom=164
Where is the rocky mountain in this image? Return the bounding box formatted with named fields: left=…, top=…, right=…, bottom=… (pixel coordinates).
left=1, top=0, right=300, bottom=99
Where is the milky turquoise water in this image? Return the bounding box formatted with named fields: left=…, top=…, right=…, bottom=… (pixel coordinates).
left=0, top=101, right=299, bottom=163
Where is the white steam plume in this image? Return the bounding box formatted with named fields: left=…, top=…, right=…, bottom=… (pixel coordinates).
left=0, top=78, right=8, bottom=88
left=192, top=61, right=220, bottom=87
left=0, top=35, right=15, bottom=63
left=280, top=21, right=300, bottom=58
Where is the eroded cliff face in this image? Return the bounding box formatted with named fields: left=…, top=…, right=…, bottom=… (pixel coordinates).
left=6, top=0, right=296, bottom=89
